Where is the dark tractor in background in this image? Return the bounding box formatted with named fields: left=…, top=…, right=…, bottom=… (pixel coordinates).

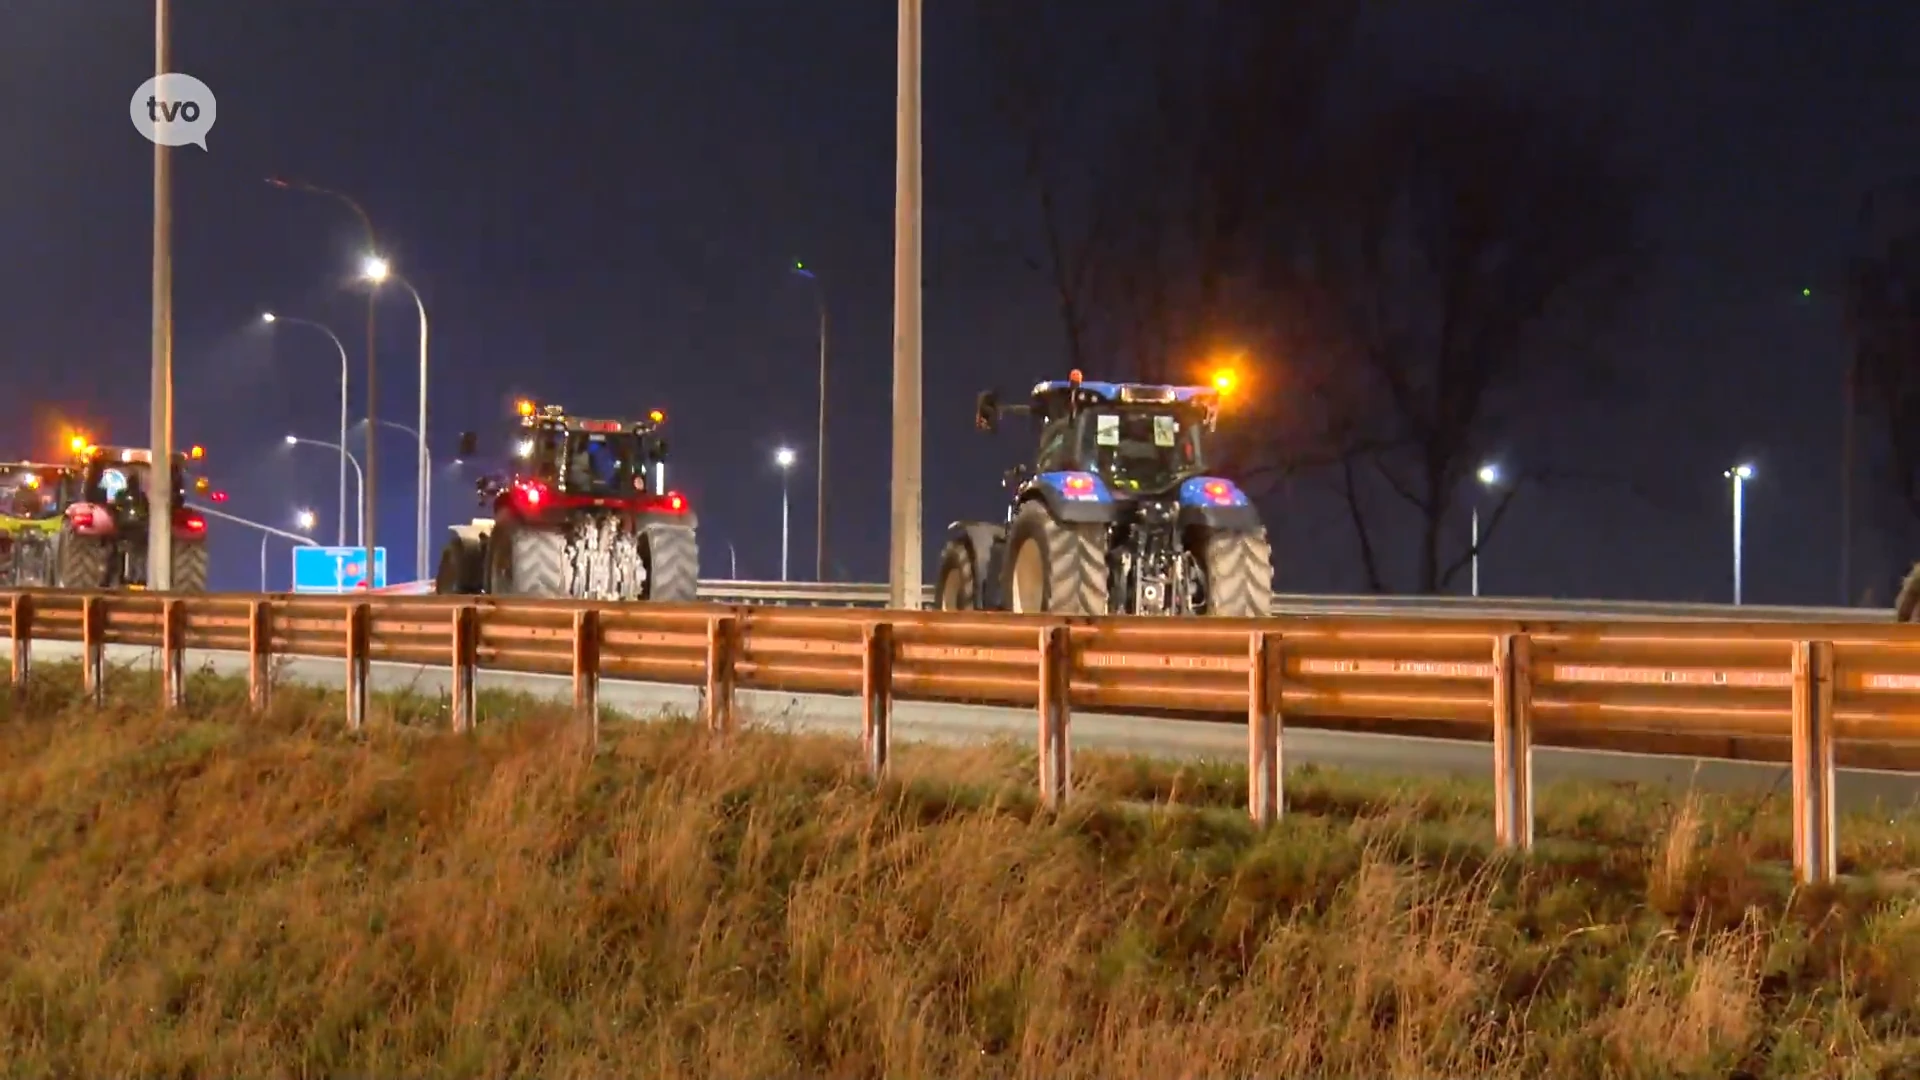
left=435, top=398, right=700, bottom=602
left=935, top=370, right=1273, bottom=617
left=4, top=441, right=212, bottom=591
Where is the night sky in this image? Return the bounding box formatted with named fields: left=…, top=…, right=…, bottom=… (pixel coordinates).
left=3, top=2, right=1917, bottom=602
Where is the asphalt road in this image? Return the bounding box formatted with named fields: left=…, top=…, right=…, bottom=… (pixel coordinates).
left=14, top=639, right=1919, bottom=815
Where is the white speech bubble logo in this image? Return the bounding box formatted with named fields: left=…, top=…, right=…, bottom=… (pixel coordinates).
left=130, top=72, right=216, bottom=151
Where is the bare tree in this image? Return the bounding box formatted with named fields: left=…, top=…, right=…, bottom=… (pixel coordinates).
left=1286, top=79, right=1648, bottom=592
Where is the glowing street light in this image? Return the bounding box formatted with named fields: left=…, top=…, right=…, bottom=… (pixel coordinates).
left=295, top=508, right=318, bottom=531
left=1471, top=463, right=1501, bottom=597
left=1725, top=464, right=1754, bottom=605
left=775, top=446, right=797, bottom=582
left=359, top=253, right=430, bottom=580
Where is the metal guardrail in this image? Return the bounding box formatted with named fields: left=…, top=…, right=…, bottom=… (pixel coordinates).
left=694, top=578, right=1893, bottom=623
left=4, top=587, right=1912, bottom=885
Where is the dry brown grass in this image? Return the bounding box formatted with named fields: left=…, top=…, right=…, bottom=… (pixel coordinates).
left=0, top=661, right=1918, bottom=1078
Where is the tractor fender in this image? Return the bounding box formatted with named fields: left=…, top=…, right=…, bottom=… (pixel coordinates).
left=631, top=508, right=700, bottom=531
left=449, top=519, right=494, bottom=546
left=1175, top=476, right=1265, bottom=533
left=1019, top=472, right=1118, bottom=526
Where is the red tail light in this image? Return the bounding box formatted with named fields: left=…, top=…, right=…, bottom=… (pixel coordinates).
left=511, top=479, right=548, bottom=512
left=180, top=513, right=206, bottom=534
left=665, top=491, right=686, bottom=513
left=210, top=490, right=229, bottom=503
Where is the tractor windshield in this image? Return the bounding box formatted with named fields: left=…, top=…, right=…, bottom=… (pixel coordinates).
left=560, top=430, right=648, bottom=496
left=1078, top=407, right=1207, bottom=493
left=83, top=459, right=187, bottom=510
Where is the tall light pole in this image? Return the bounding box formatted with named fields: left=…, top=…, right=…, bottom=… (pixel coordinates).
left=286, top=435, right=365, bottom=547
left=148, top=0, right=175, bottom=590
left=1471, top=463, right=1499, bottom=598
left=775, top=446, right=797, bottom=582
left=888, top=0, right=924, bottom=610
left=1726, top=464, right=1754, bottom=605
left=357, top=417, right=431, bottom=562
left=265, top=176, right=379, bottom=586
left=361, top=257, right=429, bottom=582
left=792, top=260, right=829, bottom=581
left=263, top=312, right=350, bottom=547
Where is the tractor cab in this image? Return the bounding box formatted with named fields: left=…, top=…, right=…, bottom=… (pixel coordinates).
left=0, top=462, right=78, bottom=521
left=977, top=369, right=1224, bottom=499
left=460, top=398, right=679, bottom=513
left=70, top=441, right=208, bottom=523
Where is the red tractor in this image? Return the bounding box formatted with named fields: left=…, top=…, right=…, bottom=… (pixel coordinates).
left=434, top=398, right=699, bottom=601
left=24, top=439, right=212, bottom=591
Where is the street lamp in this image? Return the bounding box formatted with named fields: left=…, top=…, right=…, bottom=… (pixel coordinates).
left=775, top=446, right=797, bottom=582
left=360, top=255, right=430, bottom=582
left=1725, top=464, right=1754, bottom=605
left=1472, top=463, right=1500, bottom=598
left=792, top=260, right=829, bottom=581
left=285, top=434, right=365, bottom=547
left=262, top=311, right=351, bottom=547
left=355, top=417, right=433, bottom=574
left=265, top=175, right=380, bottom=595
left=260, top=508, right=319, bottom=591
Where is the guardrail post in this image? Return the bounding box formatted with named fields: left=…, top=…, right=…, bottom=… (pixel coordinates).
left=160, top=598, right=185, bottom=711
left=81, top=595, right=105, bottom=708
left=1037, top=625, right=1072, bottom=810
left=247, top=600, right=272, bottom=713
left=451, top=605, right=477, bottom=733
left=1492, top=632, right=1534, bottom=852
left=9, top=592, right=31, bottom=699
left=345, top=602, right=370, bottom=732
left=862, top=621, right=895, bottom=779
left=1249, top=630, right=1284, bottom=826
left=1791, top=639, right=1837, bottom=885
left=705, top=615, right=738, bottom=735
left=572, top=609, right=602, bottom=742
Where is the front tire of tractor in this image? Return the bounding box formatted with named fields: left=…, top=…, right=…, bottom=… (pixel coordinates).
left=485, top=518, right=567, bottom=598
left=54, top=521, right=110, bottom=590
left=435, top=538, right=483, bottom=595
left=1896, top=561, right=1920, bottom=621
left=1197, top=526, right=1273, bottom=617
left=170, top=539, right=210, bottom=593
left=936, top=538, right=978, bottom=610
left=639, top=524, right=699, bottom=602
left=1004, top=500, right=1107, bottom=615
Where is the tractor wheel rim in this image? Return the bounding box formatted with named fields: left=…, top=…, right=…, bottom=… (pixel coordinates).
left=1011, top=539, right=1043, bottom=614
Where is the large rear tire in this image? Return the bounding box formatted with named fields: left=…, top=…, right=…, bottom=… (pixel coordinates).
left=1004, top=500, right=1107, bottom=615
left=485, top=518, right=566, bottom=597
left=639, top=524, right=698, bottom=602
left=935, top=538, right=978, bottom=610
left=170, top=538, right=210, bottom=593
left=1197, top=527, right=1273, bottom=617
left=55, top=521, right=111, bottom=590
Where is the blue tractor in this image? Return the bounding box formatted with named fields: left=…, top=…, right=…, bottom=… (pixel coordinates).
left=935, top=370, right=1273, bottom=617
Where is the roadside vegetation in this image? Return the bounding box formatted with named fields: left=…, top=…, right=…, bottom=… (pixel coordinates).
left=0, top=660, right=1916, bottom=1078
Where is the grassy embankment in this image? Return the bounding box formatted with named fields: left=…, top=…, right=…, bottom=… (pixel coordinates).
left=0, top=660, right=1917, bottom=1078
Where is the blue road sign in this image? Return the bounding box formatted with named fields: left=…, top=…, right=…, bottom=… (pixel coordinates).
left=290, top=546, right=389, bottom=593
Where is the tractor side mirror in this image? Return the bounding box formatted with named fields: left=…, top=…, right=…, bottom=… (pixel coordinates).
left=975, top=390, right=1000, bottom=433
left=193, top=476, right=210, bottom=493
left=648, top=438, right=670, bottom=462
left=456, top=431, right=478, bottom=457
